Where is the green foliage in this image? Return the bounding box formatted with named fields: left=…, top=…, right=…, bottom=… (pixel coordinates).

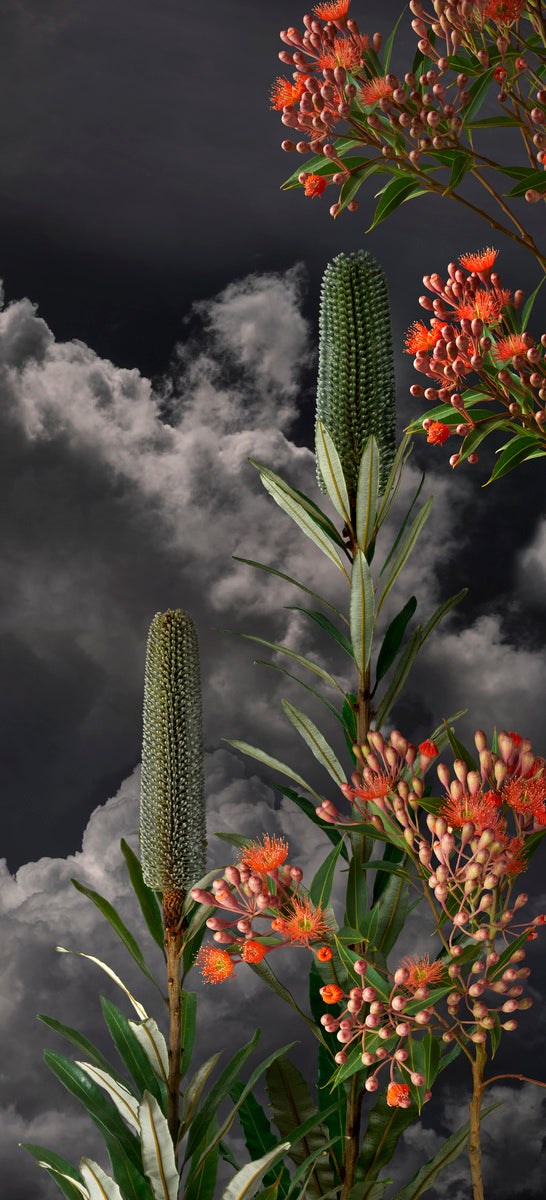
left=316, top=252, right=397, bottom=502
left=140, top=609, right=207, bottom=893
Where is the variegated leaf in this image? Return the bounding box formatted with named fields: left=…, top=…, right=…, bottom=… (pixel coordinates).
left=75, top=1063, right=140, bottom=1133
left=220, top=1144, right=291, bottom=1200
left=139, top=1092, right=180, bottom=1200
left=128, top=1018, right=169, bottom=1084
left=56, top=947, right=148, bottom=1020
left=80, top=1159, right=124, bottom=1200
left=315, top=421, right=351, bottom=524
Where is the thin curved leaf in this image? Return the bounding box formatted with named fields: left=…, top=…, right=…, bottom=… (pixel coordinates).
left=139, top=1093, right=179, bottom=1200
left=266, top=1057, right=335, bottom=1198
left=232, top=556, right=346, bottom=619
left=220, top=1145, right=292, bottom=1200
left=391, top=1103, right=502, bottom=1200
left=374, top=596, right=417, bottom=688
left=55, top=947, right=148, bottom=1020
left=461, top=66, right=495, bottom=123
left=224, top=740, right=324, bottom=802
left=80, top=1159, right=124, bottom=1200
left=120, top=840, right=165, bottom=954
left=315, top=420, right=351, bottom=524
left=70, top=881, right=159, bottom=990
left=350, top=550, right=375, bottom=675
left=22, top=1144, right=86, bottom=1200
left=221, top=629, right=345, bottom=695
left=339, top=160, right=386, bottom=212
left=373, top=626, right=423, bottom=729
left=44, top=1052, right=143, bottom=1171
left=374, top=874, right=409, bottom=958
left=356, top=436, right=379, bottom=551
left=444, top=151, right=472, bottom=193
left=521, top=273, right=546, bottom=329
left=284, top=606, right=352, bottom=650
left=376, top=497, right=433, bottom=615
left=507, top=169, right=546, bottom=197
left=179, top=1053, right=223, bottom=1139
left=281, top=700, right=347, bottom=786
left=184, top=1118, right=220, bottom=1200
left=37, top=1014, right=129, bottom=1087
left=486, top=432, right=546, bottom=484
left=255, top=660, right=347, bottom=727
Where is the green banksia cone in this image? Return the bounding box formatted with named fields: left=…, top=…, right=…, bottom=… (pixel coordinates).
left=316, top=250, right=397, bottom=502
left=140, top=610, right=207, bottom=915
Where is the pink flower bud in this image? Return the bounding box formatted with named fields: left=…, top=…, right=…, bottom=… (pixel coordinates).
left=362, top=986, right=377, bottom=1001
left=365, top=1075, right=379, bottom=1091
left=395, top=1022, right=411, bottom=1036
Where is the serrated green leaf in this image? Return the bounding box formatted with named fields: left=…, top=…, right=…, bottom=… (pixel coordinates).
left=350, top=550, right=375, bottom=675
left=376, top=497, right=433, bottom=615
left=179, top=990, right=197, bottom=1080
left=355, top=1091, right=417, bottom=1185
left=120, top=840, right=165, bottom=954
left=43, top=1052, right=144, bottom=1178
left=22, top=1144, right=86, bottom=1200
left=315, top=421, right=351, bottom=523
left=374, top=596, right=417, bottom=688
left=310, top=838, right=346, bottom=909
left=220, top=1145, right=292, bottom=1200
left=367, top=175, right=426, bottom=232
left=356, top=436, right=380, bottom=551
left=139, top=1093, right=179, bottom=1200
left=70, top=881, right=159, bottom=991
left=390, top=1102, right=502, bottom=1200
left=224, top=740, right=325, bottom=803
left=256, top=469, right=348, bottom=574
left=281, top=700, right=347, bottom=786
left=128, top=1018, right=169, bottom=1086
left=185, top=1032, right=262, bottom=1163
left=184, top=1118, right=220, bottom=1200
left=75, top=1061, right=140, bottom=1133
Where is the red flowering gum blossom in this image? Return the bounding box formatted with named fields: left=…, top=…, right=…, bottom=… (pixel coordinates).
left=196, top=946, right=236, bottom=984
left=320, top=984, right=344, bottom=1004
left=241, top=940, right=267, bottom=964
left=317, top=945, right=333, bottom=961
left=304, top=173, right=328, bottom=197
left=426, top=422, right=451, bottom=446
left=387, top=1083, right=411, bottom=1108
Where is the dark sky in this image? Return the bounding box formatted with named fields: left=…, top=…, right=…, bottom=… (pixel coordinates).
left=1, top=1, right=545, bottom=1198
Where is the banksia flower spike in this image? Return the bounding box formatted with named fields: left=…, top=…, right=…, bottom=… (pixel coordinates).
left=316, top=250, right=397, bottom=503
left=140, top=609, right=207, bottom=930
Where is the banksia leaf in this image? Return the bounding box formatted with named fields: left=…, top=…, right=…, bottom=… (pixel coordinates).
left=316, top=251, right=397, bottom=504
left=140, top=610, right=207, bottom=915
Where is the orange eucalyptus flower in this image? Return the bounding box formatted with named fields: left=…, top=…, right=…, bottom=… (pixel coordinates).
left=493, top=334, right=529, bottom=362
left=241, top=940, right=267, bottom=963
left=277, top=895, right=335, bottom=946
left=440, top=789, right=502, bottom=832
left=319, top=34, right=369, bottom=70
left=387, top=1083, right=410, bottom=1107
left=483, top=0, right=525, bottom=23
left=270, top=75, right=310, bottom=110
left=459, top=247, right=498, bottom=273
left=426, top=422, right=451, bottom=446
left=320, top=984, right=344, bottom=1003
left=359, top=76, right=393, bottom=105
left=317, top=945, right=334, bottom=961
left=196, top=946, right=236, bottom=983
left=400, top=953, right=445, bottom=992
left=314, top=0, right=351, bottom=18
left=304, top=173, right=328, bottom=197
left=238, top=834, right=289, bottom=873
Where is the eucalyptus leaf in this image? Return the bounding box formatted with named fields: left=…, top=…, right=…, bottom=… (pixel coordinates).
left=376, top=497, right=433, bottom=615
left=391, top=1103, right=502, bottom=1200
left=310, top=838, right=346, bottom=909
left=70, top=880, right=159, bottom=990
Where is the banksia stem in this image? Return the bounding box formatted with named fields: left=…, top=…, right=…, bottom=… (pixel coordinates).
left=316, top=250, right=397, bottom=503
left=139, top=608, right=207, bottom=1152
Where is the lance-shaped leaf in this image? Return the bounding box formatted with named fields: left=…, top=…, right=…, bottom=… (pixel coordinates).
left=38, top=1014, right=129, bottom=1088
left=344, top=855, right=368, bottom=934
left=257, top=470, right=348, bottom=575
left=80, top=1159, right=124, bottom=1200
left=374, top=596, right=417, bottom=688
left=350, top=549, right=375, bottom=675
left=21, top=1144, right=86, bottom=1200
left=179, top=1052, right=223, bottom=1139
left=76, top=1062, right=140, bottom=1133
left=101, top=999, right=167, bottom=1110
left=355, top=1091, right=418, bottom=1185
left=310, top=838, right=346, bottom=909
left=356, top=436, right=380, bottom=551
left=225, top=740, right=325, bottom=802
left=139, top=1094, right=179, bottom=1200
left=315, top=420, right=351, bottom=524
left=55, top=947, right=148, bottom=1020
left=367, top=175, right=426, bottom=232
left=391, top=1103, right=502, bottom=1200
left=376, top=497, right=433, bottom=615
left=250, top=958, right=329, bottom=1046
left=43, top=1052, right=144, bottom=1177
left=284, top=607, right=352, bottom=652
left=185, top=1031, right=262, bottom=1163
left=373, top=873, right=409, bottom=959
left=266, top=1057, right=335, bottom=1199
left=184, top=1116, right=220, bottom=1200
left=375, top=433, right=412, bottom=530
left=276, top=784, right=349, bottom=860
left=227, top=1084, right=282, bottom=1185
left=70, top=880, right=158, bottom=991
left=120, top=839, right=165, bottom=954
left=373, top=626, right=423, bottom=730
left=128, top=1018, right=169, bottom=1086
left=281, top=700, right=347, bottom=787
left=220, top=1145, right=292, bottom=1200
left=486, top=432, right=546, bottom=484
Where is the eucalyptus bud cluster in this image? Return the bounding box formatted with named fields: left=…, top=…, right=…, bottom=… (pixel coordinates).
left=316, top=729, right=436, bottom=827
